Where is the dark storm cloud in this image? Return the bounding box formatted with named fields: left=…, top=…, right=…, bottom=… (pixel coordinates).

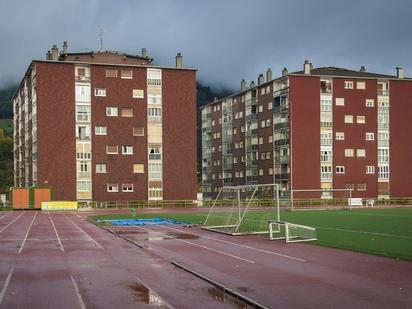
left=1, top=0, right=412, bottom=90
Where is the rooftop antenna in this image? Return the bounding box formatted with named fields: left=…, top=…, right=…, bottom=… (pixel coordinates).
left=98, top=28, right=107, bottom=51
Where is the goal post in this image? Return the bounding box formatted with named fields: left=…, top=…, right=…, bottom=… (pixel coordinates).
left=268, top=221, right=317, bottom=243
left=290, top=188, right=354, bottom=211
left=202, top=183, right=280, bottom=235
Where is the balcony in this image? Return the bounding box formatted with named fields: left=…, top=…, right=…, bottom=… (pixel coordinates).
left=378, top=90, right=389, bottom=96
left=75, top=75, right=91, bottom=82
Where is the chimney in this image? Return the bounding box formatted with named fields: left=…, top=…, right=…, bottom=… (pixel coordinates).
left=266, top=68, right=272, bottom=81
left=250, top=81, right=255, bottom=89
left=304, top=59, right=311, bottom=75
left=258, top=74, right=264, bottom=85
left=282, top=67, right=288, bottom=76
left=51, top=45, right=59, bottom=61
left=175, top=52, right=183, bottom=68
left=46, top=50, right=52, bottom=60
left=396, top=67, right=404, bottom=79
left=240, top=79, right=247, bottom=92
left=360, top=66, right=366, bottom=72
left=141, top=48, right=147, bottom=58
left=63, top=41, right=68, bottom=55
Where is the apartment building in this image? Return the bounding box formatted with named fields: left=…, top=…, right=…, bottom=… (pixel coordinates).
left=13, top=42, right=197, bottom=202
left=201, top=61, right=412, bottom=200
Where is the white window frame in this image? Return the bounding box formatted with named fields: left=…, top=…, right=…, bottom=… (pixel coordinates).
left=344, top=81, right=354, bottom=89
left=122, top=145, right=133, bottom=155
left=106, top=107, right=118, bottom=117
left=366, top=166, right=375, bottom=174
left=95, top=164, right=107, bottom=173
left=336, top=166, right=345, bottom=174
left=107, top=184, right=118, bottom=192
left=94, top=88, right=106, bottom=97
left=95, top=126, right=107, bottom=135
left=122, top=183, right=134, bottom=192
left=344, top=115, right=353, bottom=123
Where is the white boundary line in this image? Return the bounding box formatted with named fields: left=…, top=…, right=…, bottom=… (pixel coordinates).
left=0, top=212, right=25, bottom=233
left=314, top=226, right=412, bottom=239
left=60, top=212, right=104, bottom=250
left=139, top=226, right=255, bottom=264
left=18, top=211, right=37, bottom=254
left=70, top=275, right=87, bottom=309
left=159, top=225, right=306, bottom=262
left=0, top=267, right=14, bottom=305
left=48, top=212, right=64, bottom=251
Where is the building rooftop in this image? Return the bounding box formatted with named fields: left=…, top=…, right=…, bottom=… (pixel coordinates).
left=290, top=66, right=396, bottom=79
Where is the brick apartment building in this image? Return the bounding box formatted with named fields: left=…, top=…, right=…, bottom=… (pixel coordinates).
left=13, top=42, right=197, bottom=202
left=201, top=60, right=412, bottom=200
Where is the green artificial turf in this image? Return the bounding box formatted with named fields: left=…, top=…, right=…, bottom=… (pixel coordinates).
left=91, top=208, right=412, bottom=261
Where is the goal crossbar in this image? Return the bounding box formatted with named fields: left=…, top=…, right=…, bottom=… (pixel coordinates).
left=290, top=188, right=354, bottom=211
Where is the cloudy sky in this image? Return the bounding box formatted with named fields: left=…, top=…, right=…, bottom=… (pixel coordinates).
left=1, top=0, right=411, bottom=90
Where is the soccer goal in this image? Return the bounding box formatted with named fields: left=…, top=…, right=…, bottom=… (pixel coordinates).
left=268, top=221, right=317, bottom=243
left=290, top=188, right=354, bottom=211
left=202, top=184, right=280, bottom=235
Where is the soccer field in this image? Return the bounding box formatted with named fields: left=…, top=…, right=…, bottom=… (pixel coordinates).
left=91, top=207, right=412, bottom=261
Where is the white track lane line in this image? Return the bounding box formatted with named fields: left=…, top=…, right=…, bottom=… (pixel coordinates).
left=18, top=211, right=37, bottom=254
left=139, top=226, right=255, bottom=264
left=0, top=212, right=25, bottom=233
left=0, top=213, right=13, bottom=221
left=70, top=275, right=87, bottom=309
left=60, top=212, right=104, bottom=249
left=0, top=268, right=14, bottom=305
left=159, top=225, right=306, bottom=262
left=48, top=212, right=64, bottom=251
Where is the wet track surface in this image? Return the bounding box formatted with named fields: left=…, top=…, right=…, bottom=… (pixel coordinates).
left=1, top=210, right=412, bottom=308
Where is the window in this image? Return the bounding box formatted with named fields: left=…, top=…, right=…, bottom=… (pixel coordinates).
left=211, top=120, right=215, bottom=126
left=266, top=119, right=271, bottom=127
left=259, top=137, right=263, bottom=145
left=365, top=99, right=374, bottom=107
left=336, top=166, right=345, bottom=174
left=261, top=152, right=266, bottom=160
left=149, top=188, right=162, bottom=199
left=344, top=115, right=353, bottom=123
left=335, top=98, right=345, bottom=106
left=320, top=132, right=332, bottom=146
left=378, top=165, right=389, bottom=179
left=269, top=168, right=274, bottom=175
left=366, top=132, right=374, bottom=141
left=105, top=69, right=117, bottom=78
left=321, top=166, right=332, bottom=180
left=148, top=108, right=162, bottom=123
left=239, top=141, right=243, bottom=148
left=121, top=107, right=133, bottom=117
left=344, top=81, right=353, bottom=89
left=133, top=127, right=144, bottom=136
left=233, top=157, right=238, bottom=164
left=121, top=69, right=132, bottom=79
left=321, top=98, right=332, bottom=111
left=149, top=144, right=162, bottom=160
left=76, top=125, right=90, bottom=140
left=76, top=105, right=90, bottom=122
left=258, top=105, right=263, bottom=112
left=345, top=149, right=354, bottom=157
left=95, top=126, right=107, bottom=135
left=77, top=180, right=91, bottom=192
left=261, top=120, right=265, bottom=128
left=378, top=149, right=389, bottom=163
left=122, top=145, right=133, bottom=155
left=378, top=133, right=389, bottom=147
left=357, top=116, right=366, bottom=124
left=148, top=93, right=162, bottom=105
left=268, top=135, right=273, bottom=143
left=94, top=88, right=106, bottom=97
left=356, top=183, right=366, bottom=191
left=268, top=102, right=273, bottom=110
left=357, top=81, right=366, bottom=90
left=321, top=150, right=332, bottom=162
left=320, top=80, right=332, bottom=93
left=76, top=85, right=91, bottom=102
left=122, top=183, right=133, bottom=192
left=233, top=128, right=237, bottom=135
left=260, top=88, right=265, bottom=95
left=266, top=152, right=271, bottom=159
left=96, top=164, right=107, bottom=173
left=132, top=89, right=144, bottom=99
left=357, top=149, right=366, bottom=157
left=107, top=184, right=118, bottom=192
left=259, top=169, right=264, bottom=176
left=239, top=111, right=243, bottom=118
left=336, top=132, right=345, bottom=140
left=366, top=166, right=375, bottom=174
left=106, top=107, right=118, bottom=117
left=106, top=145, right=118, bottom=154
left=147, top=69, right=162, bottom=86
left=148, top=162, right=162, bottom=179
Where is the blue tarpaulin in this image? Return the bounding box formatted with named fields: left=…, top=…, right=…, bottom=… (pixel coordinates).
left=99, top=217, right=189, bottom=226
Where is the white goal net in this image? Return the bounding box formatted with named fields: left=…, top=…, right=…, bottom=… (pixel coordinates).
left=202, top=184, right=280, bottom=235
left=268, top=221, right=317, bottom=243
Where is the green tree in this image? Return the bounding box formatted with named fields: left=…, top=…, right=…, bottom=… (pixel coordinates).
left=0, top=137, right=13, bottom=193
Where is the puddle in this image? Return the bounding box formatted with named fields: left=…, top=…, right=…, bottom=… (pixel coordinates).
left=165, top=233, right=200, bottom=240
left=115, top=230, right=147, bottom=235
left=208, top=287, right=252, bottom=309
left=130, top=283, right=169, bottom=307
